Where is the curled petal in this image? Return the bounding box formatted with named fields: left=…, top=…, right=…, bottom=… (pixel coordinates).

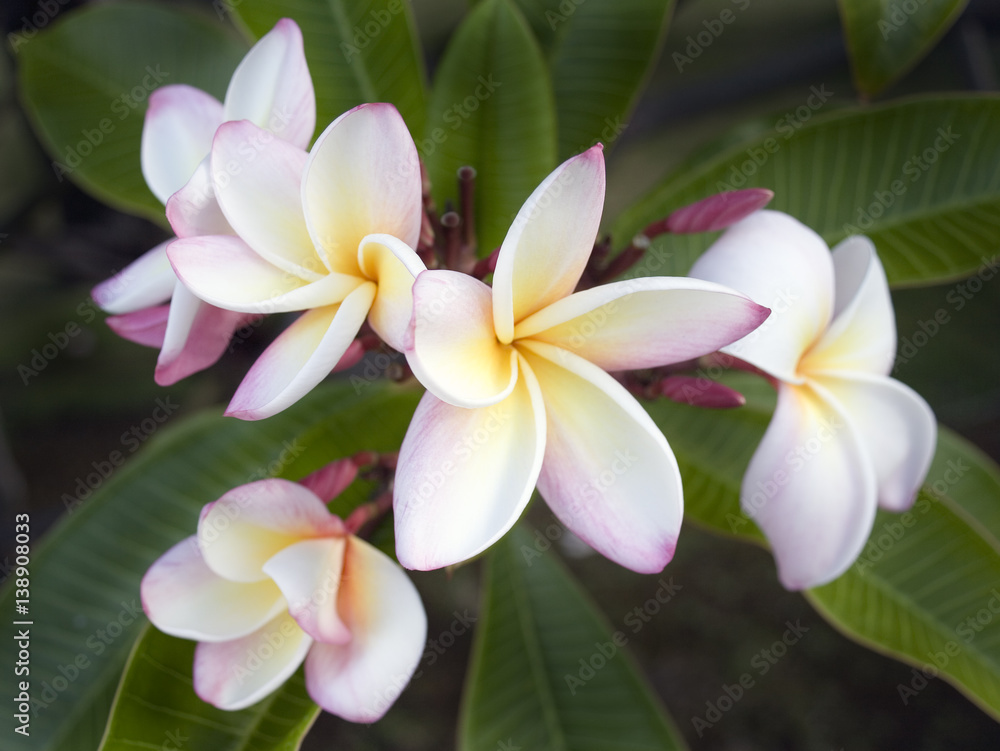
left=305, top=536, right=426, bottom=722
left=665, top=188, right=774, bottom=234
left=223, top=18, right=316, bottom=150
left=142, top=537, right=285, bottom=642
left=743, top=382, right=876, bottom=590
left=516, top=276, right=769, bottom=371
left=226, top=285, right=375, bottom=420
left=303, top=103, right=422, bottom=274
left=407, top=270, right=518, bottom=408
left=92, top=241, right=176, bottom=314
left=106, top=306, right=169, bottom=348
left=493, top=145, right=606, bottom=343
left=815, top=372, right=936, bottom=512
left=165, top=158, right=232, bottom=239
left=520, top=341, right=682, bottom=574
left=298, top=458, right=359, bottom=503
left=264, top=537, right=351, bottom=644
left=141, top=85, right=223, bottom=204
left=689, top=210, right=835, bottom=383
left=198, top=478, right=343, bottom=582
left=803, top=236, right=896, bottom=376
left=393, top=367, right=546, bottom=571
left=358, top=233, right=426, bottom=351
left=194, top=612, right=312, bottom=711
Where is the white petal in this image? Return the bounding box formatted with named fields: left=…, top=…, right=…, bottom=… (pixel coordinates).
left=814, top=372, right=937, bottom=511
left=303, top=103, right=421, bottom=274
left=689, top=210, right=835, bottom=383
left=142, top=537, right=285, bottom=642
left=519, top=340, right=682, bottom=573
left=92, top=241, right=176, bottom=314
left=226, top=286, right=375, bottom=420
left=264, top=537, right=351, bottom=645
left=516, top=276, right=770, bottom=371
left=223, top=18, right=316, bottom=149
left=141, top=85, right=223, bottom=204
left=357, top=233, right=426, bottom=351
left=407, top=270, right=518, bottom=408
left=304, top=536, right=426, bottom=722
left=803, top=236, right=896, bottom=376
left=493, top=145, right=606, bottom=343
left=165, top=157, right=232, bottom=239
left=198, top=479, right=343, bottom=583
left=742, top=381, right=876, bottom=590
left=393, top=365, right=546, bottom=571
left=194, top=612, right=312, bottom=711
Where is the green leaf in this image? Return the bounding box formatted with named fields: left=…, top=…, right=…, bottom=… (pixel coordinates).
left=99, top=625, right=318, bottom=751
left=0, top=380, right=420, bottom=751
left=511, top=0, right=673, bottom=159
left=233, top=0, right=427, bottom=138
left=612, top=95, right=1000, bottom=287
left=838, top=0, right=969, bottom=97
left=647, top=378, right=1000, bottom=719
left=459, top=524, right=687, bottom=750
left=16, top=1, right=248, bottom=221
left=424, top=0, right=557, bottom=254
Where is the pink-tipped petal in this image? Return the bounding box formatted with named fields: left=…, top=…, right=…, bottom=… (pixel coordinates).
left=660, top=375, right=746, bottom=409
left=393, top=367, right=546, bottom=571
left=516, top=276, right=770, bottom=371
left=743, top=382, right=876, bottom=590
left=211, top=120, right=323, bottom=280
left=298, top=459, right=359, bottom=503
left=92, top=241, right=176, bottom=314
left=689, top=210, right=835, bottom=384
left=198, top=478, right=342, bottom=582
left=264, top=537, right=351, bottom=645
left=358, top=234, right=426, bottom=351
left=106, top=306, right=169, bottom=347
left=493, top=145, right=606, bottom=343
left=665, top=189, right=774, bottom=234
left=226, top=285, right=376, bottom=420
left=304, top=536, right=426, bottom=722
left=154, top=284, right=251, bottom=385
left=168, top=235, right=360, bottom=313
left=407, top=270, right=517, bottom=408
left=142, top=537, right=285, bottom=642
left=194, top=612, right=312, bottom=711
left=165, top=157, right=232, bottom=239
left=223, top=18, right=315, bottom=150
left=303, top=103, right=421, bottom=274
left=803, top=236, right=896, bottom=376
left=141, top=85, right=224, bottom=204
left=520, top=341, right=682, bottom=574
left=815, top=372, right=936, bottom=512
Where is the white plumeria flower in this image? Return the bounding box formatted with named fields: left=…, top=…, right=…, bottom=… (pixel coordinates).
left=141, top=475, right=426, bottom=722
left=166, top=103, right=425, bottom=419
left=92, top=19, right=315, bottom=386
left=689, top=210, right=937, bottom=590
left=392, top=145, right=771, bottom=573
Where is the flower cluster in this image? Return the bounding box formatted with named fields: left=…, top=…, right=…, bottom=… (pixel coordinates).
left=119, top=18, right=935, bottom=723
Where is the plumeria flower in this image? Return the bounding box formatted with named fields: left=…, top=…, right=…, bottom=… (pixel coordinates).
left=141, top=464, right=426, bottom=722
left=167, top=103, right=424, bottom=419
left=392, top=145, right=771, bottom=573
left=92, top=19, right=315, bottom=386
left=689, top=210, right=937, bottom=590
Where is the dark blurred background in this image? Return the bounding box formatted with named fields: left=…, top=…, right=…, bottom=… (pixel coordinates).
left=2, top=0, right=1000, bottom=748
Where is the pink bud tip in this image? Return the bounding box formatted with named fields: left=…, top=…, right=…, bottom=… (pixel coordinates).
left=298, top=459, right=359, bottom=504
left=659, top=375, right=746, bottom=409
left=331, top=339, right=366, bottom=372
left=665, top=188, right=774, bottom=234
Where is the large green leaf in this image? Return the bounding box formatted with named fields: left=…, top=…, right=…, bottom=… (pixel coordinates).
left=0, top=380, right=421, bottom=751
left=838, top=0, right=969, bottom=97
left=459, top=524, right=687, bottom=750
left=233, top=0, right=427, bottom=138
left=16, top=1, right=248, bottom=221
left=646, top=375, right=1000, bottom=719
left=424, top=0, right=557, bottom=254
left=613, top=96, right=1000, bottom=287
left=99, top=626, right=318, bottom=751
left=511, top=0, right=673, bottom=159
